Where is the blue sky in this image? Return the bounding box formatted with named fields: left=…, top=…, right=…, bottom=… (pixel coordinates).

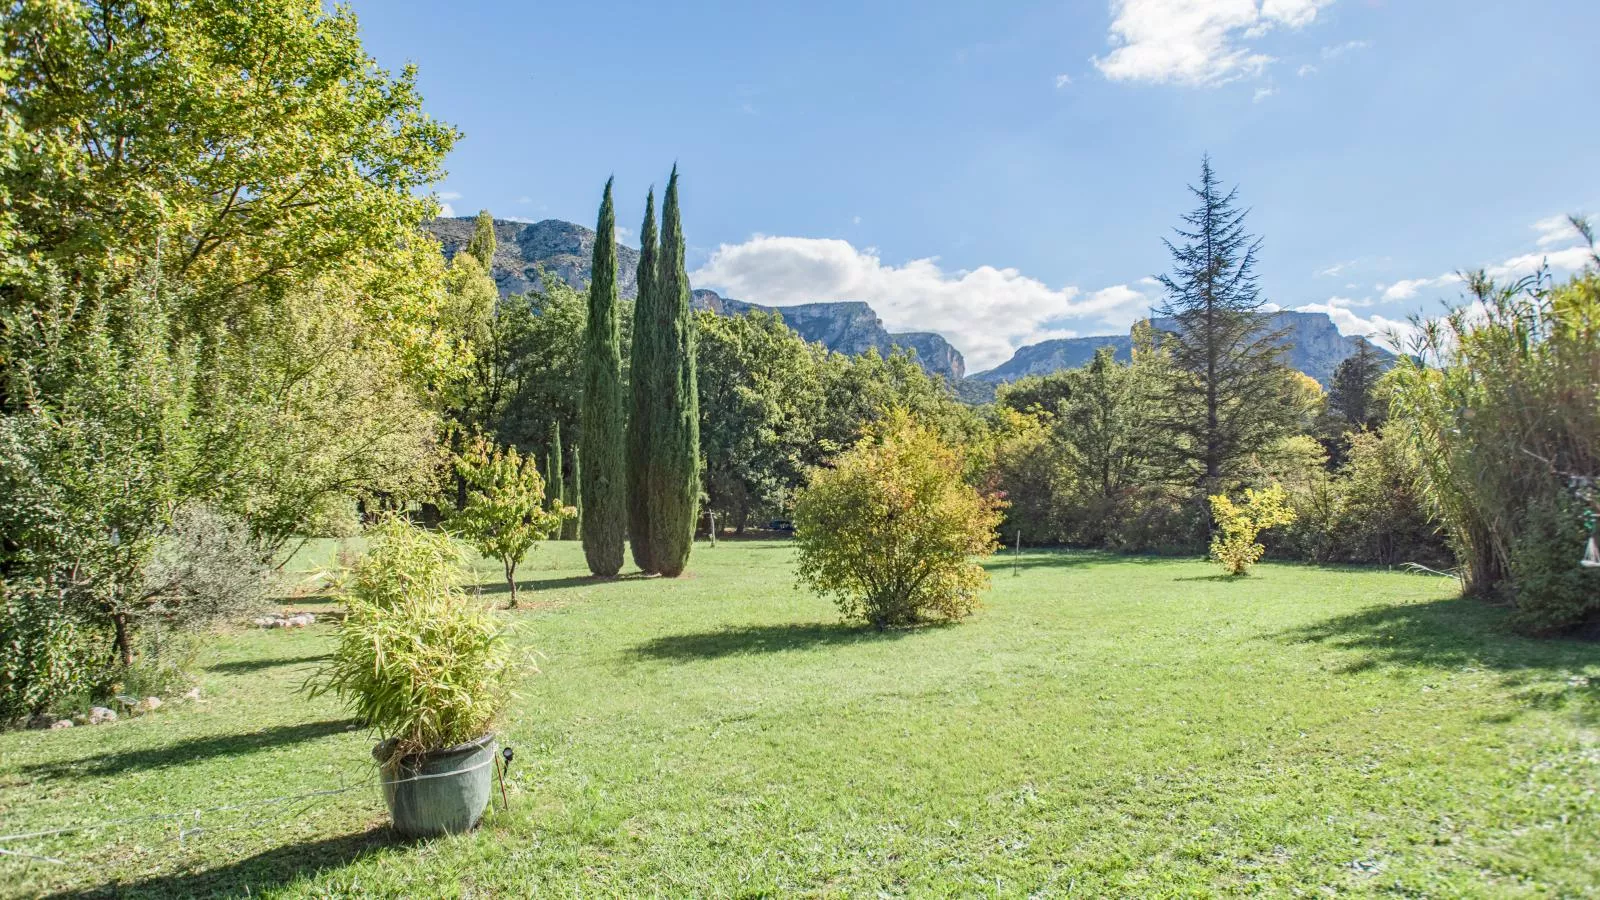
left=350, top=0, right=1599, bottom=371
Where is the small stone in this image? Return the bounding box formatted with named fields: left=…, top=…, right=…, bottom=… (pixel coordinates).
left=50, top=719, right=74, bottom=729
left=182, top=687, right=203, bottom=702
left=133, top=696, right=163, bottom=715
left=86, top=706, right=117, bottom=725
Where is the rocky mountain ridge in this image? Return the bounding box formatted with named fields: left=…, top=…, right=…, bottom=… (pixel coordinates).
left=427, top=216, right=1384, bottom=394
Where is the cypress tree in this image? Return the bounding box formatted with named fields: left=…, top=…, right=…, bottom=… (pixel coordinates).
left=466, top=209, right=497, bottom=270
left=565, top=446, right=583, bottom=541
left=626, top=189, right=661, bottom=572
left=579, top=178, right=626, bottom=576
left=548, top=421, right=565, bottom=509
left=650, top=166, right=701, bottom=577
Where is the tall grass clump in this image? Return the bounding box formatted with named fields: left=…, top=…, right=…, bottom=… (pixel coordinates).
left=312, top=519, right=513, bottom=754
left=1388, top=220, right=1600, bottom=633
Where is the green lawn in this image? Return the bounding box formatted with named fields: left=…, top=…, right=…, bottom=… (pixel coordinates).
left=2, top=541, right=1597, bottom=897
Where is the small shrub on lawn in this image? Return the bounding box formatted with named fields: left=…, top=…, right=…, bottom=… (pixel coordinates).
left=311, top=519, right=514, bottom=756
left=793, top=411, right=1004, bottom=629
left=1209, top=483, right=1296, bottom=576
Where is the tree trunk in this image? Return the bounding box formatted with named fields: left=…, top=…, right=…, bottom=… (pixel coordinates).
left=112, top=612, right=133, bottom=668
left=505, top=558, right=518, bottom=609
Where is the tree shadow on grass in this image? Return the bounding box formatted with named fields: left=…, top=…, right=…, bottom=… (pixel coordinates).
left=629, top=622, right=928, bottom=661
left=1284, top=595, right=1597, bottom=675
left=476, top=572, right=658, bottom=596
left=22, top=719, right=360, bottom=781
left=46, top=826, right=399, bottom=899
left=206, top=652, right=329, bottom=675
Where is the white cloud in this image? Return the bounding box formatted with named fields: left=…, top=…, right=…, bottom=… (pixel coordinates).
left=1484, top=244, right=1596, bottom=281
left=1320, top=39, right=1370, bottom=59
left=1316, top=259, right=1353, bottom=277
left=1092, top=0, right=1336, bottom=87
left=1532, top=213, right=1584, bottom=248
left=517, top=195, right=532, bottom=204
left=1296, top=63, right=1317, bottom=77
left=1253, top=85, right=1276, bottom=102
left=1055, top=73, right=1074, bottom=88
left=438, top=201, right=457, bottom=218
left=1294, top=301, right=1415, bottom=344
left=1380, top=274, right=1460, bottom=302
left=690, top=236, right=1156, bottom=370
left=438, top=190, right=462, bottom=201
left=851, top=215, right=862, bottom=225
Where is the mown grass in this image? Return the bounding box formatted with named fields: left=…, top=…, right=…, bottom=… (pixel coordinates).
left=1, top=541, right=1597, bottom=897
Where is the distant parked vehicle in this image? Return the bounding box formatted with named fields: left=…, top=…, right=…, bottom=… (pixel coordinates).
left=767, top=519, right=795, bottom=533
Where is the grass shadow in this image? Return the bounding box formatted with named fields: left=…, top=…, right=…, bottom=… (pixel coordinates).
left=476, top=572, right=658, bottom=595
left=629, top=622, right=924, bottom=661
left=1171, top=574, right=1240, bottom=583
left=206, top=653, right=329, bottom=675
left=22, top=719, right=360, bottom=781
left=1284, top=595, right=1598, bottom=675
left=46, top=826, right=399, bottom=899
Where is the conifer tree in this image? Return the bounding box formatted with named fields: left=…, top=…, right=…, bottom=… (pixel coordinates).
left=466, top=209, right=496, bottom=270
left=579, top=179, right=625, bottom=576
left=1151, top=156, right=1298, bottom=495
left=548, top=421, right=565, bottom=510
left=565, top=445, right=583, bottom=541
left=650, top=167, right=701, bottom=576
left=1328, top=338, right=1386, bottom=429
left=626, top=189, right=661, bottom=572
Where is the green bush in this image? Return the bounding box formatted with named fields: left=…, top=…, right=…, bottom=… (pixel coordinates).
left=1508, top=500, right=1600, bottom=635
left=793, top=412, right=1004, bottom=629
left=311, top=520, right=513, bottom=756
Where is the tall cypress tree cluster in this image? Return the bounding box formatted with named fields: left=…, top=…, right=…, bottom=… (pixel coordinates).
left=647, top=167, right=701, bottom=576
left=626, top=190, right=661, bottom=572
left=547, top=420, right=565, bottom=507
left=578, top=179, right=626, bottom=576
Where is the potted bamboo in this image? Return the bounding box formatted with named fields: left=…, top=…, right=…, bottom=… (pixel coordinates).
left=311, top=519, right=514, bottom=838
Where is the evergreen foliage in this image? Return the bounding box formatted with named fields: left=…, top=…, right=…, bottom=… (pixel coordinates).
left=650, top=168, right=702, bottom=577
left=1151, top=157, right=1300, bottom=494
left=626, top=190, right=662, bottom=572
left=1327, top=338, right=1386, bottom=429
left=579, top=179, right=626, bottom=576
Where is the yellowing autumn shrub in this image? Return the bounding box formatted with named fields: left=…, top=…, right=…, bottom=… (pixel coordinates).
left=793, top=412, right=1004, bottom=629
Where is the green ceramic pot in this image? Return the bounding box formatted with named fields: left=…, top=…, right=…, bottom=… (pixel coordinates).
left=379, top=733, right=496, bottom=838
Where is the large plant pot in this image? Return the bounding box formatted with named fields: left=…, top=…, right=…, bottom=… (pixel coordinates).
left=379, top=732, right=496, bottom=838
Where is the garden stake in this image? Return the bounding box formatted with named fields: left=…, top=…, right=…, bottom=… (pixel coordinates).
left=496, top=747, right=514, bottom=811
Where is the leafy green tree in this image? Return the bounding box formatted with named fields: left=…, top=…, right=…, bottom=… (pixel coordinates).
left=451, top=436, right=566, bottom=607
left=626, top=189, right=661, bottom=571
left=579, top=179, right=626, bottom=576
left=497, top=276, right=586, bottom=453
left=465, top=209, right=497, bottom=270
left=793, top=412, right=1004, bottom=629
left=648, top=168, right=702, bottom=577
left=0, top=0, right=457, bottom=342
left=1151, top=157, right=1300, bottom=494
left=696, top=309, right=823, bottom=532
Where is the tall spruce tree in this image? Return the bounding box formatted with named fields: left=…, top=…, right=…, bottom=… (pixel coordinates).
left=626, top=189, right=661, bottom=572
left=579, top=179, right=626, bottom=576
left=1152, top=156, right=1298, bottom=494
left=650, top=167, right=701, bottom=577
left=466, top=209, right=497, bottom=270
left=1328, top=338, right=1386, bottom=429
